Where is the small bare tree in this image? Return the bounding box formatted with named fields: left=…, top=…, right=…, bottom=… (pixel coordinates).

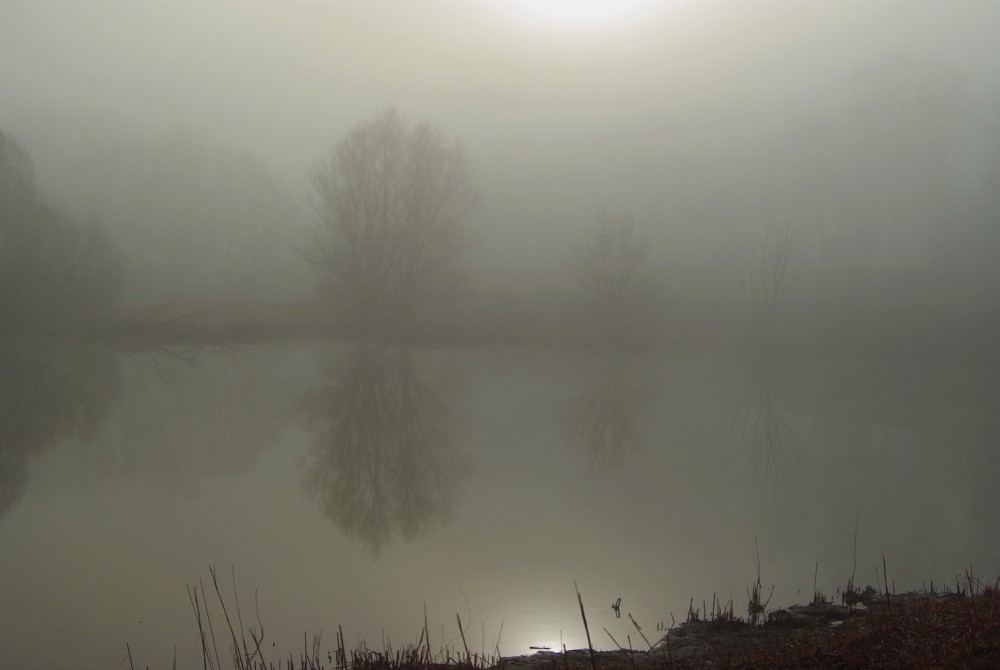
left=307, top=108, right=479, bottom=336
left=736, top=215, right=803, bottom=325
left=566, top=208, right=655, bottom=344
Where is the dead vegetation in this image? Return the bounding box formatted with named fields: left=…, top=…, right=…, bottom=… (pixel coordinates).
left=508, top=574, right=1000, bottom=670
left=670, top=574, right=1000, bottom=670
left=135, top=565, right=999, bottom=670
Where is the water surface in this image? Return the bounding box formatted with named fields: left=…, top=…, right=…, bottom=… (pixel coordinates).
left=1, top=340, right=997, bottom=669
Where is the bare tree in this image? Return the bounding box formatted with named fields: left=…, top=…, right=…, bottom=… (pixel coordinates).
left=566, top=208, right=655, bottom=344
left=736, top=215, right=803, bottom=326
left=308, top=108, right=479, bottom=336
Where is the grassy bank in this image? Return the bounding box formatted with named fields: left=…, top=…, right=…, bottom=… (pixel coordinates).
left=163, top=568, right=999, bottom=670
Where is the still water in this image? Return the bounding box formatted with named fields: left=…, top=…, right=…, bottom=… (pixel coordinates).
left=1, top=340, right=998, bottom=669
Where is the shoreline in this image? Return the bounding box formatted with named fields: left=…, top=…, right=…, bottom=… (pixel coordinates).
left=496, top=586, right=998, bottom=670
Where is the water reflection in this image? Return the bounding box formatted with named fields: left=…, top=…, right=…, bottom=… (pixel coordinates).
left=565, top=351, right=653, bottom=471
left=729, top=357, right=796, bottom=484
left=0, top=339, right=121, bottom=517
left=302, top=343, right=467, bottom=555
left=92, top=347, right=286, bottom=493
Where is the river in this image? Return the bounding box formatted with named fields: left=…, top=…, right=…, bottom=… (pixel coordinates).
left=1, top=339, right=997, bottom=669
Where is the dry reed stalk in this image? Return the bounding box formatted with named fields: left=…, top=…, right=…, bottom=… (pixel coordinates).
left=628, top=613, right=653, bottom=651
left=575, top=582, right=598, bottom=670
left=457, top=612, right=471, bottom=660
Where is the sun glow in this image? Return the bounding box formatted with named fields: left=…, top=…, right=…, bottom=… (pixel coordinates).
left=526, top=642, right=564, bottom=655
left=505, top=0, right=661, bottom=28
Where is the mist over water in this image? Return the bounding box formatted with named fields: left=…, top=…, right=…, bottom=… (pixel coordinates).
left=2, top=345, right=996, bottom=668
left=1, top=1, right=999, bottom=668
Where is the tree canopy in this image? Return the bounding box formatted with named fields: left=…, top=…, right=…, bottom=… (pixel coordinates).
left=0, top=129, right=123, bottom=320
left=308, top=108, right=479, bottom=336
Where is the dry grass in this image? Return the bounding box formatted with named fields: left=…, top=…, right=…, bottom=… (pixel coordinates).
left=179, top=566, right=499, bottom=670
left=152, top=567, right=999, bottom=670
left=701, top=577, right=1000, bottom=670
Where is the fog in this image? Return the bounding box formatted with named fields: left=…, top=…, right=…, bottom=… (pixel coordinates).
left=2, top=1, right=1000, bottom=667
left=3, top=0, right=998, bottom=317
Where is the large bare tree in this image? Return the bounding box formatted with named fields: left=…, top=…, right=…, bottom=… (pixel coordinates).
left=308, top=108, right=479, bottom=336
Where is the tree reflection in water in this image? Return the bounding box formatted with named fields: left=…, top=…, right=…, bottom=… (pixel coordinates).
left=0, top=340, right=121, bottom=518
left=302, top=343, right=467, bottom=555
left=729, top=358, right=796, bottom=485
left=565, top=351, right=653, bottom=472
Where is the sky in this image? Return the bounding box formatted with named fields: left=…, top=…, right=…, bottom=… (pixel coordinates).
left=0, top=1, right=892, bottom=168
left=2, top=0, right=999, bottom=294
left=3, top=1, right=993, bottom=146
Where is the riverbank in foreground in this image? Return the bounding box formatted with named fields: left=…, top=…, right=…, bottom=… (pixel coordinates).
left=175, top=573, right=998, bottom=670
left=367, top=583, right=997, bottom=670
left=500, top=586, right=998, bottom=670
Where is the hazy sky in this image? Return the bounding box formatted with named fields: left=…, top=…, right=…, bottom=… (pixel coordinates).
left=5, top=0, right=996, bottom=170
left=3, top=0, right=999, bottom=291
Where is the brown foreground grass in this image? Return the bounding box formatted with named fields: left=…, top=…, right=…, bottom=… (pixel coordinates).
left=649, top=586, right=1000, bottom=669
left=162, top=569, right=1000, bottom=670
left=495, top=577, right=1000, bottom=670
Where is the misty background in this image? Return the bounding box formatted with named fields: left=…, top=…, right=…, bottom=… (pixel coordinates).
left=2, top=0, right=998, bottom=345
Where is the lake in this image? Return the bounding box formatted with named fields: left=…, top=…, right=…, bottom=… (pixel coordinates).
left=1, top=339, right=997, bottom=669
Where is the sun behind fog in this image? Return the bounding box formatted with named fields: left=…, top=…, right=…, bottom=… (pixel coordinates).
left=506, top=0, right=660, bottom=28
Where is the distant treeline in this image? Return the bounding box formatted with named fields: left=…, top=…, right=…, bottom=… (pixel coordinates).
left=0, top=129, right=123, bottom=323
left=3, top=86, right=999, bottom=355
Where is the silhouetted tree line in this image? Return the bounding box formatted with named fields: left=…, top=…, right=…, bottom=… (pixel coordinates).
left=10, top=83, right=994, bottom=353
left=73, top=127, right=302, bottom=306
left=0, top=129, right=123, bottom=321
